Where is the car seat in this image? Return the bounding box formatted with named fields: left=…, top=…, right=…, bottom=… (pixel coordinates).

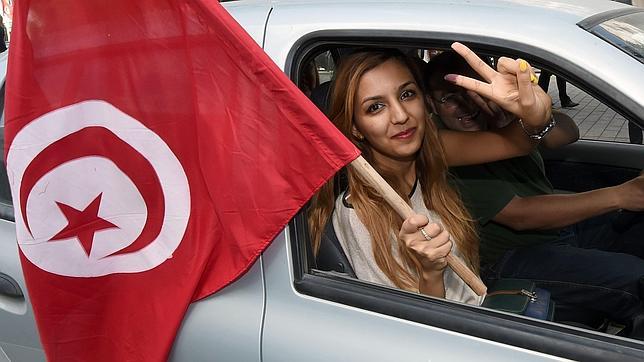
left=310, top=80, right=331, bottom=114
left=315, top=216, right=356, bottom=278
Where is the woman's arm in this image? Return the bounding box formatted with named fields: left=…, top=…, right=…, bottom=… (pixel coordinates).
left=439, top=111, right=579, bottom=167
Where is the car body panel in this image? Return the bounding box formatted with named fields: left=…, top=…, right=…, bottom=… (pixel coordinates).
left=543, top=139, right=644, bottom=170
left=169, top=257, right=265, bottom=361
left=224, top=0, right=272, bottom=46
left=0, top=219, right=45, bottom=362
left=0, top=48, right=45, bottom=361
left=261, top=230, right=567, bottom=362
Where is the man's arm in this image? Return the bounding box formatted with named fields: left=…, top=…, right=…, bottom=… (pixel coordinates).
left=540, top=111, right=579, bottom=149
left=494, top=175, right=644, bottom=230
left=440, top=109, right=577, bottom=166
left=439, top=122, right=538, bottom=166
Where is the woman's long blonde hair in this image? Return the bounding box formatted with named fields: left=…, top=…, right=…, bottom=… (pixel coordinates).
left=308, top=49, right=478, bottom=292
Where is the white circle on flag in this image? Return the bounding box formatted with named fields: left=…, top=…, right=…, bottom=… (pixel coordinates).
left=6, top=100, right=191, bottom=277
left=27, top=157, right=146, bottom=261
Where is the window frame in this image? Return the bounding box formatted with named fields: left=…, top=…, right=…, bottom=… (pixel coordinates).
left=286, top=30, right=644, bottom=361
left=578, top=7, right=644, bottom=65
left=0, top=80, right=14, bottom=221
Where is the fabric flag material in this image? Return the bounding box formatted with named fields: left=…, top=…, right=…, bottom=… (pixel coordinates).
left=5, top=0, right=359, bottom=360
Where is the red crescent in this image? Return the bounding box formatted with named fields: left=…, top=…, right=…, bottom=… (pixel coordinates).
left=20, top=126, right=166, bottom=257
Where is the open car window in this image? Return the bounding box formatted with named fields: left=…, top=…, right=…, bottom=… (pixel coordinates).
left=287, top=35, right=644, bottom=361
left=536, top=72, right=643, bottom=145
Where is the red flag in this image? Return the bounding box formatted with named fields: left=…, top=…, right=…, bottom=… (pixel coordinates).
left=5, top=0, right=358, bottom=360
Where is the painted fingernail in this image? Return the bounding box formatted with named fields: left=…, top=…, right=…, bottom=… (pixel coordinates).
left=530, top=73, right=538, bottom=84
left=519, top=59, right=528, bottom=72
left=444, top=74, right=458, bottom=83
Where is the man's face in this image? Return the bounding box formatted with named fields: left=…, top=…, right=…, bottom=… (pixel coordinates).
left=428, top=84, right=487, bottom=132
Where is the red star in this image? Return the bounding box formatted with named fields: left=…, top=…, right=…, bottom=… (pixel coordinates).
left=49, top=193, right=118, bottom=256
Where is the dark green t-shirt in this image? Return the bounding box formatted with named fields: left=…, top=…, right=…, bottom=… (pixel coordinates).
left=450, top=151, right=560, bottom=266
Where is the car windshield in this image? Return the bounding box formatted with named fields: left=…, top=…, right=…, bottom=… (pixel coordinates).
left=590, top=11, right=644, bottom=64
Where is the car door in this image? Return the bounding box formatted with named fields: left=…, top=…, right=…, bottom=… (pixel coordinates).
left=258, top=4, right=560, bottom=362
left=256, top=2, right=644, bottom=361
left=261, top=229, right=571, bottom=362
left=0, top=217, right=43, bottom=362
left=0, top=50, right=46, bottom=360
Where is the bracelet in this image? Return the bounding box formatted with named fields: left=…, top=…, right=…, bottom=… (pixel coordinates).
left=518, top=113, right=556, bottom=140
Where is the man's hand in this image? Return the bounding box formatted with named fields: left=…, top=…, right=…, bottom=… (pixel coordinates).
left=615, top=175, right=644, bottom=212
left=493, top=171, right=644, bottom=232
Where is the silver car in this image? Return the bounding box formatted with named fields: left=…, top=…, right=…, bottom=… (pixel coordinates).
left=2, top=0, right=644, bottom=361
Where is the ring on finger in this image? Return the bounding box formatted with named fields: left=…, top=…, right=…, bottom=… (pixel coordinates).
left=419, top=227, right=432, bottom=241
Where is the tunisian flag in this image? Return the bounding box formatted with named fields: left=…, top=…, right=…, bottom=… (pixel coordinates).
left=5, top=0, right=358, bottom=360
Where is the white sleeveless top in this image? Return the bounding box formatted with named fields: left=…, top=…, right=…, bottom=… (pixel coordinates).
left=332, top=183, right=483, bottom=305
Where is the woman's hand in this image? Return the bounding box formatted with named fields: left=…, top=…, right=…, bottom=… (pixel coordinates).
left=399, top=214, right=451, bottom=297
left=446, top=42, right=551, bottom=131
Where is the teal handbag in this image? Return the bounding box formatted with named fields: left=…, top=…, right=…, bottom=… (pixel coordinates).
left=482, top=279, right=555, bottom=321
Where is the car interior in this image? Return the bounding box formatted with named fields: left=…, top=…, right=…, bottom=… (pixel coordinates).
left=290, top=38, right=644, bottom=348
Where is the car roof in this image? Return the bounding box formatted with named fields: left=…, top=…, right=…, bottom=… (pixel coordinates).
left=227, top=0, right=629, bottom=22
left=232, top=0, right=633, bottom=62
left=226, top=0, right=632, bottom=49
left=225, top=0, right=644, bottom=114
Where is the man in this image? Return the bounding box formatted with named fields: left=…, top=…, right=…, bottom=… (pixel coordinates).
left=537, top=70, right=578, bottom=108
left=424, top=50, right=644, bottom=336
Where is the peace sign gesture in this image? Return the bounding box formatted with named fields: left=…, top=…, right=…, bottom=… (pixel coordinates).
left=445, top=42, right=552, bottom=130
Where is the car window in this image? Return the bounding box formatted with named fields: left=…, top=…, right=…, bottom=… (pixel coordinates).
left=314, top=50, right=335, bottom=84
left=537, top=70, right=644, bottom=145
left=587, top=11, right=644, bottom=65
left=290, top=39, right=644, bottom=358
left=298, top=49, right=339, bottom=114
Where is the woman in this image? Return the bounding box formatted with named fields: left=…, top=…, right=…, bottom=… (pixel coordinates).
left=308, top=43, right=552, bottom=304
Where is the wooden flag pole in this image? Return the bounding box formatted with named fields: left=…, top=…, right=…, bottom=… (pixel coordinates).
left=350, top=156, right=487, bottom=296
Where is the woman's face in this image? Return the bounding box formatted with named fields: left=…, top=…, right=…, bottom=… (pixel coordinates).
left=352, top=59, right=426, bottom=168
